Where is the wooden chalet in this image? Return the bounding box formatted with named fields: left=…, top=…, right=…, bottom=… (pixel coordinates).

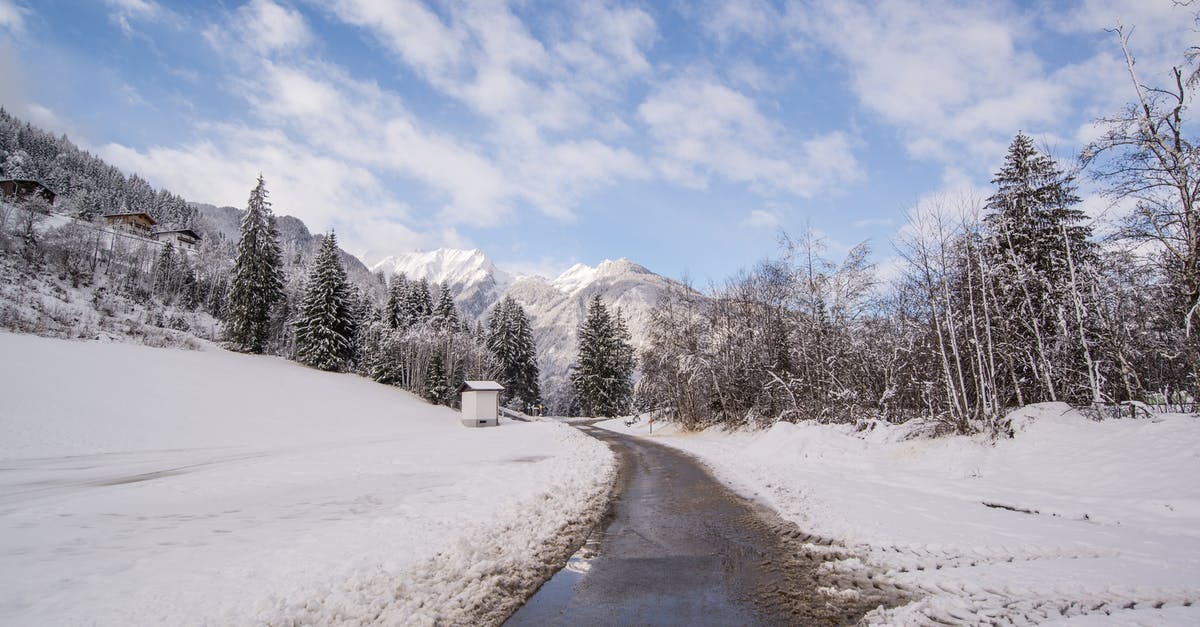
left=102, top=212, right=158, bottom=235
left=0, top=179, right=56, bottom=205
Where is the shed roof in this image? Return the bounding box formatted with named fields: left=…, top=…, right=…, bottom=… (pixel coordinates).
left=457, top=380, right=504, bottom=393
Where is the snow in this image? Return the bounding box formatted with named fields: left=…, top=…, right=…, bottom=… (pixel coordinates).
left=370, top=248, right=513, bottom=294
left=597, top=404, right=1200, bottom=625
left=549, top=263, right=598, bottom=294
left=0, top=332, right=614, bottom=626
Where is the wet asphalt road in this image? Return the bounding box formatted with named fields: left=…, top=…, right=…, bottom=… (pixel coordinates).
left=504, top=424, right=873, bottom=626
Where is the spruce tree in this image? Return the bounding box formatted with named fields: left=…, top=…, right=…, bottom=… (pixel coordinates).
left=405, top=279, right=433, bottom=327
left=486, top=296, right=541, bottom=410
left=383, top=274, right=409, bottom=330
left=425, top=352, right=450, bottom=405
left=293, top=231, right=355, bottom=371
left=225, top=175, right=284, bottom=353
left=985, top=133, right=1093, bottom=291
left=984, top=133, right=1096, bottom=404
left=432, top=282, right=460, bottom=332
left=571, top=295, right=635, bottom=417
left=153, top=242, right=179, bottom=297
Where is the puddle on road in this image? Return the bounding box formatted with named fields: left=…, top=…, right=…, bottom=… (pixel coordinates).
left=507, top=532, right=602, bottom=621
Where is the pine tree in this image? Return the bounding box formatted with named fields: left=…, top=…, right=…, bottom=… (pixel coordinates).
left=512, top=302, right=541, bottom=409
left=425, top=352, right=450, bottom=405
left=293, top=231, right=356, bottom=371
left=984, top=133, right=1097, bottom=404
left=153, top=242, right=179, bottom=297
left=985, top=133, right=1093, bottom=291
left=225, top=175, right=284, bottom=353
left=405, top=279, right=433, bottom=327
left=571, top=295, right=635, bottom=417
left=487, top=296, right=541, bottom=410
left=383, top=274, right=409, bottom=330
left=432, top=282, right=460, bottom=332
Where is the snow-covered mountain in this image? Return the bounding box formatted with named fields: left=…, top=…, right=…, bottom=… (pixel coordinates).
left=368, top=249, right=513, bottom=320
left=507, top=258, right=679, bottom=384
left=366, top=249, right=689, bottom=389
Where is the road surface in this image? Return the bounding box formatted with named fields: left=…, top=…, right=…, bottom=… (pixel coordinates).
left=505, top=424, right=897, bottom=625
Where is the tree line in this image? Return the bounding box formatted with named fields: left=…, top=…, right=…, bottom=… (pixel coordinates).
left=637, top=31, right=1199, bottom=432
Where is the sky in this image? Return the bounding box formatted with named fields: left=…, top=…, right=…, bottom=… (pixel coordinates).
left=0, top=0, right=1194, bottom=283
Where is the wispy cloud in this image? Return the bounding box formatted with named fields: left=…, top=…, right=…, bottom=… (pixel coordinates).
left=744, top=209, right=780, bottom=228
left=104, top=0, right=166, bottom=35
left=0, top=0, right=26, bottom=34
left=639, top=76, right=862, bottom=196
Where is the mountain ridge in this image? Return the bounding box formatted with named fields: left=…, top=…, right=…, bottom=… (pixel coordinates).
left=366, top=247, right=687, bottom=402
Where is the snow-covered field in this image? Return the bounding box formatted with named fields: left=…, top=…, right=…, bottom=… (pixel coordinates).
left=599, top=406, right=1200, bottom=625
left=0, top=332, right=614, bottom=626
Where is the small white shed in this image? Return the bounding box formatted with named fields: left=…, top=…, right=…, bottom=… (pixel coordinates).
left=457, top=380, right=504, bottom=428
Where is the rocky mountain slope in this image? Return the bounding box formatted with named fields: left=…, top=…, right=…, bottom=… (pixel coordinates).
left=369, top=249, right=688, bottom=388
left=368, top=249, right=512, bottom=320
left=190, top=202, right=380, bottom=292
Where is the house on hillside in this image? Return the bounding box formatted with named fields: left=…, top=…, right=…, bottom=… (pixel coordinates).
left=102, top=212, right=157, bottom=236
left=0, top=179, right=56, bottom=205
left=153, top=228, right=202, bottom=252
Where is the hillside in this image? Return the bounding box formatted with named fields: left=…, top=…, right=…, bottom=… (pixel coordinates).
left=0, top=332, right=614, bottom=625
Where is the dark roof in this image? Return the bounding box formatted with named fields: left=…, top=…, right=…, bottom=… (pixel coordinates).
left=102, top=212, right=158, bottom=224
left=153, top=229, right=201, bottom=240
left=456, top=380, right=505, bottom=393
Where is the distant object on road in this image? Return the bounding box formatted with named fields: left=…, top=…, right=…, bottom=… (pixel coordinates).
left=458, top=380, right=504, bottom=428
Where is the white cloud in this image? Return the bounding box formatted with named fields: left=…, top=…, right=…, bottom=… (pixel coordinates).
left=852, top=217, right=895, bottom=228
left=213, top=55, right=515, bottom=229
left=99, top=130, right=437, bottom=255
left=744, top=209, right=780, bottom=228
left=104, top=0, right=165, bottom=35
left=325, top=0, right=657, bottom=218
left=789, top=0, right=1197, bottom=173
left=638, top=77, right=862, bottom=196
left=0, top=0, right=26, bottom=33
left=703, top=0, right=780, bottom=45
left=234, top=0, right=312, bottom=54
left=791, top=1, right=1071, bottom=164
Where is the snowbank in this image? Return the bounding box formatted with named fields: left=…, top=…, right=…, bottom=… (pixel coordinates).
left=0, top=332, right=614, bottom=625
left=598, top=405, right=1200, bottom=625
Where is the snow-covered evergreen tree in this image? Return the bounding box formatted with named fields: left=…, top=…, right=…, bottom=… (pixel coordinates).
left=383, top=274, right=409, bottom=330
left=424, top=351, right=450, bottom=405
left=405, top=279, right=433, bottom=327
left=432, top=282, right=460, bottom=332
left=984, top=133, right=1097, bottom=404
left=571, top=295, right=635, bottom=417
left=152, top=242, right=179, bottom=297
left=485, top=296, right=540, bottom=410
left=293, top=231, right=356, bottom=371
left=225, top=175, right=285, bottom=353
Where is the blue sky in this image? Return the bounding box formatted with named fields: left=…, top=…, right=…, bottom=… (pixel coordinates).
left=0, top=0, right=1193, bottom=283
